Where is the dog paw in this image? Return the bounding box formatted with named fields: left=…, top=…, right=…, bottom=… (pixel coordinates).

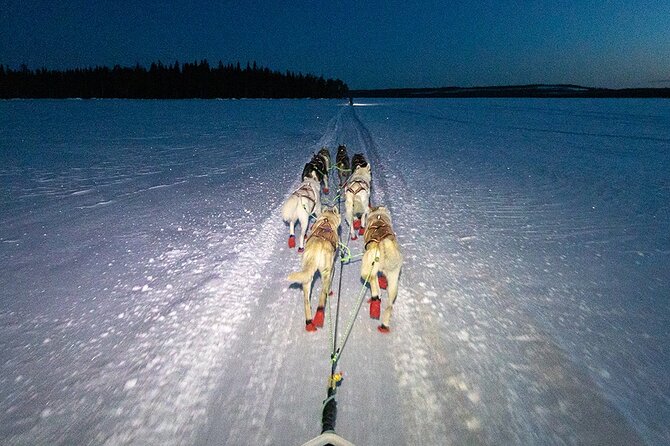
left=305, top=321, right=317, bottom=332
left=288, top=235, right=296, bottom=248
left=297, top=247, right=304, bottom=253
left=313, top=307, right=325, bottom=327
left=377, top=324, right=390, bottom=333
left=378, top=274, right=388, bottom=290
left=358, top=227, right=365, bottom=235
left=323, top=188, right=330, bottom=194
left=369, top=298, right=381, bottom=320
left=353, top=219, right=361, bottom=230
left=351, top=235, right=358, bottom=241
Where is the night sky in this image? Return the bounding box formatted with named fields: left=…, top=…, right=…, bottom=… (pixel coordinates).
left=1, top=0, right=669, bottom=89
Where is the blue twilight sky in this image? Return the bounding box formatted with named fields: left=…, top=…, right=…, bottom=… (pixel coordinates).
left=1, top=0, right=669, bottom=89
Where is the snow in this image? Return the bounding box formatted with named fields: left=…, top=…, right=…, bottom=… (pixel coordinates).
left=1, top=98, right=668, bottom=445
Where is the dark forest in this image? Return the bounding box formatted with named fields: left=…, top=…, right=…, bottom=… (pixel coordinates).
left=0, top=60, right=349, bottom=99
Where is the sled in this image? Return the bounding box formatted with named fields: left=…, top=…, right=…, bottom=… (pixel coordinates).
left=300, top=432, right=355, bottom=446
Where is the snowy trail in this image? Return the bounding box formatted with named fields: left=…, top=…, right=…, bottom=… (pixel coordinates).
left=1, top=99, right=667, bottom=445
left=197, top=106, right=409, bottom=446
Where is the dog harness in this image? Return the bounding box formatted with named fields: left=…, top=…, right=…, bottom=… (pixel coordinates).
left=346, top=178, right=370, bottom=195
left=364, top=214, right=395, bottom=250
left=307, top=217, right=339, bottom=250
left=292, top=182, right=316, bottom=209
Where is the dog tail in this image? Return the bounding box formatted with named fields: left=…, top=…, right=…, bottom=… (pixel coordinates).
left=362, top=239, right=402, bottom=281
left=378, top=238, right=402, bottom=270
left=287, top=270, right=313, bottom=283
left=281, top=195, right=299, bottom=222
left=361, top=246, right=381, bottom=283
left=288, top=248, right=322, bottom=284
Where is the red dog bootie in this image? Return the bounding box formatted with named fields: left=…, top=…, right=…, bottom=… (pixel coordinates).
left=369, top=297, right=381, bottom=320
left=358, top=226, right=365, bottom=235
left=323, top=187, right=330, bottom=194
left=353, top=219, right=361, bottom=230
left=288, top=235, right=296, bottom=248
left=305, top=320, right=317, bottom=332
left=313, top=306, right=325, bottom=327
left=378, top=324, right=390, bottom=333
left=378, top=274, right=388, bottom=290
left=351, top=234, right=358, bottom=241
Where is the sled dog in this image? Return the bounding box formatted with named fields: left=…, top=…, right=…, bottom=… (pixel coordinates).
left=344, top=163, right=372, bottom=240
left=302, top=159, right=323, bottom=185
left=316, top=147, right=331, bottom=194
left=335, top=144, right=350, bottom=186
left=302, top=149, right=330, bottom=194
left=351, top=153, right=368, bottom=172
left=281, top=176, right=321, bottom=252
left=361, top=206, right=402, bottom=332
left=287, top=207, right=341, bottom=331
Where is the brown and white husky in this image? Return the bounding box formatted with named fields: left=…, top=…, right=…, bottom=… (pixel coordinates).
left=287, top=207, right=341, bottom=331
left=361, top=206, right=402, bottom=333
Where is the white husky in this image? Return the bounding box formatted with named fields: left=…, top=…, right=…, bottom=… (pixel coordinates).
left=361, top=206, right=402, bottom=332
left=281, top=175, right=321, bottom=252
left=344, top=164, right=371, bottom=240
left=287, top=207, right=341, bottom=331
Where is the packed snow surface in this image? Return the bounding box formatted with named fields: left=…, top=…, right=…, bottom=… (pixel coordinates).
left=1, top=98, right=668, bottom=445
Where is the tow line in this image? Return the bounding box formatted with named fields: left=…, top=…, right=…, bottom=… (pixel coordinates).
left=300, top=164, right=377, bottom=446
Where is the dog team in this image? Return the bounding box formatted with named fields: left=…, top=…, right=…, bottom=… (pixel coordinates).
left=282, top=145, right=403, bottom=333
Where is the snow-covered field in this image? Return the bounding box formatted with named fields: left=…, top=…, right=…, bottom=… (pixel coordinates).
left=1, top=98, right=668, bottom=445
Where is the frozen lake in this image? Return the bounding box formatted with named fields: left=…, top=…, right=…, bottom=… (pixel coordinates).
left=1, top=98, right=668, bottom=445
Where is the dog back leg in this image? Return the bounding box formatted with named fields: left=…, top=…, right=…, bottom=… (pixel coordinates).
left=381, top=267, right=401, bottom=329
left=298, top=211, right=309, bottom=251
left=288, top=265, right=316, bottom=329
left=301, top=278, right=315, bottom=329
left=317, top=264, right=333, bottom=310
left=362, top=248, right=381, bottom=319
left=361, top=249, right=381, bottom=296
left=287, top=218, right=296, bottom=248
left=360, top=196, right=370, bottom=232
left=322, top=173, right=330, bottom=194
left=345, top=197, right=356, bottom=240
left=312, top=263, right=333, bottom=328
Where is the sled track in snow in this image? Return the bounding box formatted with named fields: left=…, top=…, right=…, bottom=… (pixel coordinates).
left=343, top=106, right=457, bottom=442
left=349, top=108, right=390, bottom=207
left=101, top=213, right=288, bottom=445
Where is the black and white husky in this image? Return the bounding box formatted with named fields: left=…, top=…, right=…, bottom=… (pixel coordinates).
left=316, top=147, right=331, bottom=193
left=302, top=148, right=331, bottom=194
left=335, top=144, right=350, bottom=186
left=351, top=153, right=368, bottom=172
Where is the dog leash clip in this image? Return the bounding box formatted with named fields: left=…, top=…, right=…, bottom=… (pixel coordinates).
left=328, top=372, right=344, bottom=389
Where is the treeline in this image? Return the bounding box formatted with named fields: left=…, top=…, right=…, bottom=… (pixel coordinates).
left=0, top=60, right=348, bottom=99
